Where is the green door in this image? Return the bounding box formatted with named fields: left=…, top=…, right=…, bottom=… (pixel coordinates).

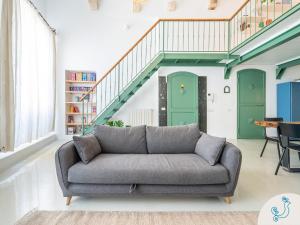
left=167, top=72, right=198, bottom=126
left=238, top=69, right=265, bottom=139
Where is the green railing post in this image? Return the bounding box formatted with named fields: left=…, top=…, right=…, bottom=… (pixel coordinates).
left=117, top=64, right=120, bottom=100
left=228, top=21, right=231, bottom=53
left=81, top=99, right=85, bottom=135
left=162, top=21, right=165, bottom=52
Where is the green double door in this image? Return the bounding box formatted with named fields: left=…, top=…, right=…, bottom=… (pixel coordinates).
left=167, top=72, right=198, bottom=126
left=238, top=69, right=265, bottom=139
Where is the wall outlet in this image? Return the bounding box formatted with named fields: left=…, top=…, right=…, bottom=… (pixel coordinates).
left=207, top=93, right=215, bottom=103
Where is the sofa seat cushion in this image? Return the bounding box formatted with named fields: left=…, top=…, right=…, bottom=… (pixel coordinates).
left=68, top=154, right=229, bottom=185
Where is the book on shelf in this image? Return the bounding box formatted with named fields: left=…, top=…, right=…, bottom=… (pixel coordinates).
left=76, top=72, right=82, bottom=81
left=70, top=72, right=76, bottom=81
left=69, top=86, right=92, bottom=92
left=90, top=72, right=96, bottom=81
left=82, top=73, right=87, bottom=81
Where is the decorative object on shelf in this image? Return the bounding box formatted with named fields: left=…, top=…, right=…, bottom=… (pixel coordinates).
left=67, top=127, right=75, bottom=135
left=75, top=96, right=80, bottom=102
left=240, top=21, right=250, bottom=32
left=68, top=116, right=74, bottom=123
left=106, top=120, right=125, bottom=127
left=167, top=0, right=177, bottom=11
left=259, top=21, right=265, bottom=28
left=208, top=0, right=217, bottom=10
left=88, top=0, right=99, bottom=10
left=70, top=105, right=80, bottom=113
left=224, top=86, right=231, bottom=94
left=265, top=19, right=272, bottom=26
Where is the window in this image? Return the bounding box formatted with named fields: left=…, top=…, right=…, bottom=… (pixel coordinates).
left=14, top=0, right=55, bottom=148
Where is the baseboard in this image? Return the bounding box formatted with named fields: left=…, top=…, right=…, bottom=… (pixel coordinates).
left=0, top=133, right=57, bottom=174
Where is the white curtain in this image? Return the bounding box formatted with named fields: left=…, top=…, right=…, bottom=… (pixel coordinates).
left=14, top=0, right=55, bottom=148
left=0, top=0, right=15, bottom=152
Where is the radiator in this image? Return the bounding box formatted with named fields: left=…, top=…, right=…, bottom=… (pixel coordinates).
left=129, top=109, right=154, bottom=126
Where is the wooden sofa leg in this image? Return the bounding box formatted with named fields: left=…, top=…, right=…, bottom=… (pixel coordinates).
left=224, top=197, right=232, bottom=204
left=66, top=196, right=72, bottom=206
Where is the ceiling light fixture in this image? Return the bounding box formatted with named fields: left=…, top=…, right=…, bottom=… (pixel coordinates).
left=133, top=0, right=147, bottom=13
left=88, top=0, right=99, bottom=10
left=167, top=1, right=177, bottom=12
left=208, top=0, right=217, bottom=10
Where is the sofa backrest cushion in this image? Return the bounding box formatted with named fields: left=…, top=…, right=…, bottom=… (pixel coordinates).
left=94, top=125, right=147, bottom=154
left=194, top=133, right=226, bottom=166
left=73, top=134, right=102, bottom=164
left=146, top=124, right=201, bottom=154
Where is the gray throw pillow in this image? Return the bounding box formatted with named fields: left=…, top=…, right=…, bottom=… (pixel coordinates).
left=73, top=134, right=102, bottom=164
left=195, top=133, right=226, bottom=166
left=94, top=125, right=147, bottom=154
left=146, top=124, right=201, bottom=154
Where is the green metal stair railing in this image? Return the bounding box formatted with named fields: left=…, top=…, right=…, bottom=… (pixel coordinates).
left=80, top=1, right=300, bottom=134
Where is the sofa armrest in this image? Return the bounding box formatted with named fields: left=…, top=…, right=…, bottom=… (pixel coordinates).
left=220, top=142, right=242, bottom=196
left=55, top=141, right=80, bottom=197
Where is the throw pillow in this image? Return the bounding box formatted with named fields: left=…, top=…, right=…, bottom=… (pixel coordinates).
left=146, top=124, right=201, bottom=154
left=94, top=125, right=147, bottom=154
left=73, top=134, right=102, bottom=164
left=195, top=133, right=226, bottom=166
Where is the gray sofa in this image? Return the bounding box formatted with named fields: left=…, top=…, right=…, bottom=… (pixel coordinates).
left=55, top=124, right=242, bottom=205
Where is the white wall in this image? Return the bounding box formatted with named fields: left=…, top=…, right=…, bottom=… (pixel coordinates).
left=113, top=65, right=300, bottom=139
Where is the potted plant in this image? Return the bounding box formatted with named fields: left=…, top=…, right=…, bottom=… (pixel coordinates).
left=105, top=120, right=125, bottom=127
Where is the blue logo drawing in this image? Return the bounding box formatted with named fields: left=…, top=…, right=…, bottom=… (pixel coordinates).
left=271, top=196, right=291, bottom=222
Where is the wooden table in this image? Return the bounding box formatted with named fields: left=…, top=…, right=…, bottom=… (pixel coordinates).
left=255, top=121, right=300, bottom=128
left=255, top=120, right=300, bottom=173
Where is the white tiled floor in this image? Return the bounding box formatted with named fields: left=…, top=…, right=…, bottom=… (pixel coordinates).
left=1, top=139, right=300, bottom=225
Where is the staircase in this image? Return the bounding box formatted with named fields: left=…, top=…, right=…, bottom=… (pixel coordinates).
left=80, top=1, right=300, bottom=134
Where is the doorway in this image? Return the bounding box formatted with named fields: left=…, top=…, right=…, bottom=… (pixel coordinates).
left=237, top=69, right=266, bottom=139
left=167, top=72, right=198, bottom=126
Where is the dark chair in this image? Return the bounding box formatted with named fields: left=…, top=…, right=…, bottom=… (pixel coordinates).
left=260, top=117, right=283, bottom=160
left=275, top=123, right=300, bottom=175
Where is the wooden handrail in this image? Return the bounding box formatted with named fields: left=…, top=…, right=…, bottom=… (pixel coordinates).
left=160, top=18, right=230, bottom=22
left=229, top=0, right=251, bottom=20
